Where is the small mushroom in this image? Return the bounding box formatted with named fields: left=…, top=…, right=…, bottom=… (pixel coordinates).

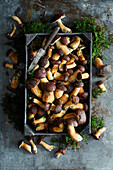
left=4, top=62, right=14, bottom=69
left=97, top=81, right=106, bottom=92
left=70, top=81, right=84, bottom=97
left=95, top=58, right=111, bottom=77
left=44, top=82, right=56, bottom=92
left=38, top=56, right=49, bottom=69
left=11, top=16, right=23, bottom=27
left=64, top=62, right=76, bottom=71
left=42, top=91, right=55, bottom=103
left=51, top=59, right=61, bottom=65
left=29, top=49, right=39, bottom=60
left=79, top=92, right=88, bottom=100
left=36, top=122, right=48, bottom=131
left=59, top=55, right=70, bottom=71
left=6, top=49, right=18, bottom=63
left=52, top=53, right=60, bottom=60
left=67, top=119, right=83, bottom=142
left=71, top=95, right=80, bottom=105
left=70, top=36, right=82, bottom=50
left=28, top=106, right=37, bottom=120
left=60, top=36, right=70, bottom=45
left=8, top=71, right=21, bottom=90
left=38, top=139, right=56, bottom=151
left=32, top=116, right=46, bottom=126
left=51, top=65, right=59, bottom=74
left=69, top=69, right=81, bottom=82
left=18, top=140, right=32, bottom=153
left=56, top=148, right=65, bottom=158
left=54, top=72, right=64, bottom=81
left=34, top=67, right=46, bottom=79
left=33, top=98, right=45, bottom=109
left=52, top=126, right=64, bottom=132
left=58, top=94, right=69, bottom=105
left=56, top=40, right=73, bottom=55
left=55, top=105, right=62, bottom=113
left=76, top=109, right=86, bottom=125
left=55, top=83, right=67, bottom=99
left=77, top=48, right=85, bottom=61
left=51, top=14, right=72, bottom=33
left=6, top=24, right=16, bottom=39
left=47, top=45, right=55, bottom=58
left=94, top=127, right=107, bottom=140
left=47, top=68, right=54, bottom=80
left=78, top=65, right=85, bottom=73
left=50, top=110, right=66, bottom=120
left=28, top=137, right=37, bottom=154
left=70, top=53, right=79, bottom=61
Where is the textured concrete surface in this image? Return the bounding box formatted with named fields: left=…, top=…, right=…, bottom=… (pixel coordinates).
left=0, top=0, right=113, bottom=170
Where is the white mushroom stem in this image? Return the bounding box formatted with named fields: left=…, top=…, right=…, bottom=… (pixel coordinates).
left=52, top=53, right=60, bottom=60
left=36, top=123, right=45, bottom=131
left=10, top=24, right=17, bottom=37
left=40, top=141, right=56, bottom=151
left=55, top=89, right=64, bottom=99
left=19, top=141, right=32, bottom=153
left=77, top=50, right=85, bottom=61
left=33, top=117, right=46, bottom=125
left=64, top=100, right=73, bottom=111
left=95, top=58, right=104, bottom=69
left=70, top=36, right=82, bottom=50
left=94, top=127, right=107, bottom=140
left=69, top=69, right=81, bottom=82
left=70, top=87, right=80, bottom=98
left=67, top=125, right=83, bottom=142
left=54, top=72, right=64, bottom=81
left=42, top=91, right=55, bottom=103
left=31, top=86, right=42, bottom=98
left=29, top=139, right=37, bottom=154
left=59, top=59, right=67, bottom=71
left=56, top=40, right=73, bottom=55
left=53, top=127, right=64, bottom=132
left=66, top=62, right=76, bottom=69
left=11, top=16, right=23, bottom=26
left=50, top=110, right=66, bottom=120
left=82, top=73, right=89, bottom=79
left=47, top=68, right=54, bottom=80
left=33, top=98, right=45, bottom=109
left=70, top=103, right=84, bottom=110
left=59, top=94, right=69, bottom=104
left=52, top=65, right=59, bottom=74
left=57, top=19, right=72, bottom=33
left=98, top=82, right=107, bottom=92
left=66, top=58, right=75, bottom=65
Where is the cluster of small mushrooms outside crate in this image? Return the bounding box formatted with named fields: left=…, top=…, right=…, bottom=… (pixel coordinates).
left=4, top=14, right=111, bottom=157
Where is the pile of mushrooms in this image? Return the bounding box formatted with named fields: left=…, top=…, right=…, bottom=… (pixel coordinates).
left=27, top=31, right=90, bottom=142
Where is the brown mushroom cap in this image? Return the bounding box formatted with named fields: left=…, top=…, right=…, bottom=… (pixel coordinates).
left=74, top=80, right=84, bottom=87
left=34, top=67, right=46, bottom=79
left=80, top=92, right=88, bottom=100
left=54, top=99, right=62, bottom=106
left=27, top=78, right=40, bottom=89
left=76, top=109, right=86, bottom=125
left=60, top=37, right=69, bottom=45
left=97, top=64, right=111, bottom=77
left=97, top=80, right=103, bottom=85
left=51, top=59, right=61, bottom=65
left=62, top=55, right=70, bottom=61
left=71, top=95, right=80, bottom=105
left=54, top=117, right=63, bottom=126
left=37, top=107, right=45, bottom=116
left=80, top=60, right=88, bottom=65
left=55, top=105, right=62, bottom=113
left=78, top=65, right=85, bottom=73
left=84, top=103, right=88, bottom=112
left=57, top=49, right=64, bottom=56
left=70, top=53, right=79, bottom=61
left=44, top=82, right=56, bottom=92
left=64, top=73, right=69, bottom=82
left=29, top=106, right=37, bottom=114
left=67, top=118, right=78, bottom=127
left=44, top=103, right=51, bottom=111
left=77, top=72, right=82, bottom=80
left=51, top=14, right=65, bottom=23
left=38, top=56, right=49, bottom=67
left=57, top=83, right=67, bottom=91
left=67, top=69, right=74, bottom=75
left=67, top=84, right=74, bottom=94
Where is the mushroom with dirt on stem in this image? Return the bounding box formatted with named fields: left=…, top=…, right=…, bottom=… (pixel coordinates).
left=51, top=14, right=72, bottom=33
left=18, top=140, right=32, bottom=153
left=95, top=57, right=111, bottom=77
left=37, top=139, right=56, bottom=151
left=94, top=127, right=107, bottom=140
left=6, top=49, right=18, bottom=63
left=11, top=16, right=23, bottom=27
left=97, top=81, right=107, bottom=92
left=28, top=137, right=37, bottom=154
left=6, top=24, right=16, bottom=39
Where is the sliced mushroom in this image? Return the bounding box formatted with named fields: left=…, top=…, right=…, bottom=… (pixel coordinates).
left=94, top=127, right=107, bottom=140
left=51, top=14, right=72, bottom=33
left=28, top=137, right=37, bottom=154
left=38, top=139, right=56, bottom=151
left=6, top=24, right=16, bottom=39
left=11, top=16, right=23, bottom=27
left=6, top=49, right=18, bottom=63
left=18, top=140, right=32, bottom=153
left=97, top=81, right=107, bottom=92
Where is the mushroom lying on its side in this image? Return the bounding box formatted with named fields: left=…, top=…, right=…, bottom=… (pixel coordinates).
left=6, top=24, right=16, bottom=39
left=97, top=81, right=107, bottom=92
left=18, top=140, right=32, bottom=154
left=28, top=137, right=37, bottom=154
left=94, top=127, right=107, bottom=140
left=56, top=148, right=66, bottom=158
left=6, top=49, right=18, bottom=63
left=37, top=139, right=56, bottom=151
left=11, top=16, right=23, bottom=27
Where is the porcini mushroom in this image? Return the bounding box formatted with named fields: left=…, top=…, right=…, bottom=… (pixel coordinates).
left=56, top=148, right=65, bottom=158
left=70, top=103, right=84, bottom=110
left=38, top=139, right=56, bottom=151
left=51, top=14, right=72, bottom=33
left=47, top=68, right=54, bottom=80
left=69, top=69, right=81, bottom=82
left=6, top=24, right=16, bottom=39
left=51, top=35, right=61, bottom=46
left=55, top=83, right=67, bottom=99
left=94, top=127, right=107, bottom=140
left=11, top=16, right=23, bottom=27
left=75, top=109, right=86, bottom=125
left=60, top=36, right=70, bottom=45
left=6, top=49, right=18, bottom=63
left=95, top=58, right=111, bottom=77
left=36, top=122, right=48, bottom=131
left=70, top=81, right=84, bottom=98
left=18, top=140, right=32, bottom=153
left=56, top=40, right=73, bottom=55
left=58, top=94, right=69, bottom=105
left=47, top=45, right=55, bottom=58
left=97, top=81, right=107, bottom=92
left=67, top=119, right=83, bottom=142
left=71, top=95, right=80, bottom=105
left=38, top=56, right=49, bottom=68
left=70, top=36, right=82, bottom=50
left=64, top=62, right=76, bottom=72
left=33, top=98, right=45, bottom=109
left=50, top=110, right=66, bottom=120
left=59, top=55, right=70, bottom=71
left=32, top=116, right=46, bottom=125
left=28, top=137, right=37, bottom=154
left=79, top=92, right=88, bottom=101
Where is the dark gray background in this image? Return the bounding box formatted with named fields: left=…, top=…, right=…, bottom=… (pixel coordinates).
left=0, top=0, right=113, bottom=170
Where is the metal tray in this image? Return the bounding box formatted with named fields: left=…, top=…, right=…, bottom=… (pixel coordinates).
left=24, top=33, right=92, bottom=136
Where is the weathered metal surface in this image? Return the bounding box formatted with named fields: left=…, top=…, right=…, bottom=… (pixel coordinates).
left=0, top=0, right=113, bottom=170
